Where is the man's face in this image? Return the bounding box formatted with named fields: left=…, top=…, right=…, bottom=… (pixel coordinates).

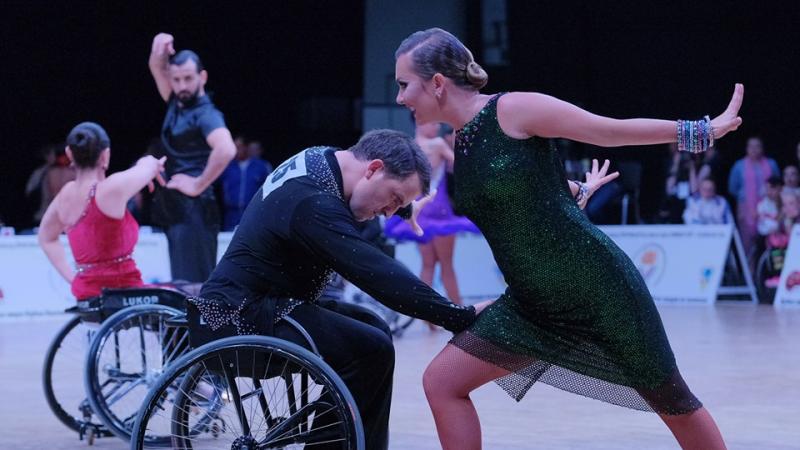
left=247, top=142, right=264, bottom=159
left=234, top=138, right=248, bottom=160
left=169, top=60, right=205, bottom=104
left=349, top=161, right=422, bottom=222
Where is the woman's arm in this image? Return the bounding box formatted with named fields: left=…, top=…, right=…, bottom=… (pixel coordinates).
left=37, top=196, right=74, bottom=284
left=95, top=156, right=166, bottom=219
left=499, top=84, right=743, bottom=148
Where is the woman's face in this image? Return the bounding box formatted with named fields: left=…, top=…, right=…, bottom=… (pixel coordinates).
left=699, top=180, right=716, bottom=199
left=782, top=194, right=800, bottom=219
left=395, top=53, right=439, bottom=125
left=766, top=183, right=781, bottom=200
left=746, top=138, right=764, bottom=159
left=783, top=166, right=799, bottom=188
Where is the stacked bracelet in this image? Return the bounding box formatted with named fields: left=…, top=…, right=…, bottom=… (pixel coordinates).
left=677, top=115, right=715, bottom=153
left=573, top=181, right=590, bottom=209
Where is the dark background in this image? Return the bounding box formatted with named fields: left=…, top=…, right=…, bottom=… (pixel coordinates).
left=3, top=0, right=799, bottom=228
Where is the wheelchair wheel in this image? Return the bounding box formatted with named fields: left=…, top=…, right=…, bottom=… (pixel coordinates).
left=131, top=335, right=364, bottom=450
left=84, top=304, right=186, bottom=442
left=43, top=315, right=113, bottom=438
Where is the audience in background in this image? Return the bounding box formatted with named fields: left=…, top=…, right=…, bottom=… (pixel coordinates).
left=757, top=176, right=783, bottom=239
left=220, top=136, right=272, bottom=231
left=25, top=144, right=60, bottom=226
left=658, top=143, right=697, bottom=223
left=728, top=136, right=780, bottom=262
left=782, top=165, right=800, bottom=196
left=682, top=178, right=732, bottom=225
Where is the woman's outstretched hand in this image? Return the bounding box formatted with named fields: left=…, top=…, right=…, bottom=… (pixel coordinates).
left=585, top=159, right=619, bottom=197
left=710, top=83, right=744, bottom=141
left=405, top=189, right=437, bottom=236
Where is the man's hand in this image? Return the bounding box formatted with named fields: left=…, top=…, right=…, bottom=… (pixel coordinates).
left=151, top=33, right=175, bottom=60
left=167, top=173, right=203, bottom=197
left=149, top=33, right=176, bottom=101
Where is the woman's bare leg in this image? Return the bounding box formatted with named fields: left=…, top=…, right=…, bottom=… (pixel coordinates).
left=423, top=343, right=510, bottom=450
left=659, top=408, right=726, bottom=450
left=418, top=241, right=436, bottom=287
left=432, top=235, right=462, bottom=304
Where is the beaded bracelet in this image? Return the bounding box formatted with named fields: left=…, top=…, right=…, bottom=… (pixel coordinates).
left=677, top=116, right=715, bottom=153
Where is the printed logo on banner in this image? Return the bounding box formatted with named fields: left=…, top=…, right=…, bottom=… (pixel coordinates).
left=786, top=271, right=800, bottom=291
left=700, top=267, right=714, bottom=290
left=633, top=244, right=666, bottom=286
left=0, top=287, right=4, bottom=304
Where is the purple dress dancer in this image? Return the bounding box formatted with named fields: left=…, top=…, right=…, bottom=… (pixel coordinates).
left=385, top=166, right=480, bottom=243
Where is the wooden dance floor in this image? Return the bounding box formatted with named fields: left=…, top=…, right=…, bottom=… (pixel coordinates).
left=1, top=303, right=797, bottom=449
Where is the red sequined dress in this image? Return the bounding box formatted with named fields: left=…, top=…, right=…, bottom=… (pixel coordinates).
left=67, top=184, right=143, bottom=300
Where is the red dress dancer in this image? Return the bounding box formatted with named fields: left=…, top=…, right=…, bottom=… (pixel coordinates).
left=67, top=184, right=143, bottom=300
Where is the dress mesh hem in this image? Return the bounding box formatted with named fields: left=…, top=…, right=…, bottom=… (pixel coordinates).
left=449, top=331, right=702, bottom=416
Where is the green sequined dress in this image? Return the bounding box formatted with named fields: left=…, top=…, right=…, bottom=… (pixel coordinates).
left=450, top=93, right=701, bottom=414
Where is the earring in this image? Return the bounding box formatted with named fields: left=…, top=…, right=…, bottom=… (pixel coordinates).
left=435, top=90, right=442, bottom=99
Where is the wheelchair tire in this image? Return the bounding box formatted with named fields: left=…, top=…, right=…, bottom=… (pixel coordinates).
left=43, top=315, right=113, bottom=438
left=84, top=304, right=185, bottom=442
left=131, top=335, right=364, bottom=450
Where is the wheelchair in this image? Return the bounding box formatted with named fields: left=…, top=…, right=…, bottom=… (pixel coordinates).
left=130, top=313, right=365, bottom=449
left=43, top=283, right=197, bottom=444
left=755, top=246, right=786, bottom=303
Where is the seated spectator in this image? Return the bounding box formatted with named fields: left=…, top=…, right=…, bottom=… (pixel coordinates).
left=757, top=176, right=783, bottom=237
left=38, top=122, right=165, bottom=300
left=782, top=165, right=800, bottom=196
left=682, top=178, right=732, bottom=225
left=220, top=137, right=272, bottom=231
left=768, top=191, right=800, bottom=250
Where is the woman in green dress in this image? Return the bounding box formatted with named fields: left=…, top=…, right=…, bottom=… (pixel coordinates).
left=395, top=28, right=742, bottom=450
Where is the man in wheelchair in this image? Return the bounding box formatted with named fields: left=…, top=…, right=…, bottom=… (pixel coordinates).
left=187, top=129, right=490, bottom=449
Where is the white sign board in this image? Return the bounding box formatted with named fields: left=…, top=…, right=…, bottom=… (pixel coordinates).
left=0, top=225, right=736, bottom=316
left=599, top=225, right=733, bottom=304
left=774, top=224, right=800, bottom=307
left=395, top=225, right=734, bottom=305
left=0, top=233, right=232, bottom=317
